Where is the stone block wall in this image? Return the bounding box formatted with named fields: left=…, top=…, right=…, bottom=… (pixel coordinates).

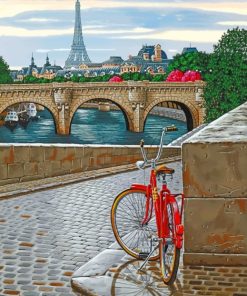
left=0, top=144, right=180, bottom=186
left=182, top=102, right=247, bottom=266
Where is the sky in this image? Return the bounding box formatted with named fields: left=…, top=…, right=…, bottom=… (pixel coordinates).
left=0, top=0, right=246, bottom=69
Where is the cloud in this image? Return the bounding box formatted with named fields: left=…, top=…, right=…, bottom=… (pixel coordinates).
left=84, top=27, right=154, bottom=35
left=0, top=1, right=246, bottom=17
left=88, top=48, right=116, bottom=51
left=217, top=21, right=247, bottom=26
left=117, top=29, right=225, bottom=43
left=0, top=25, right=154, bottom=37
left=36, top=48, right=70, bottom=53
left=17, top=18, right=59, bottom=23
left=0, top=26, right=73, bottom=37
left=168, top=49, right=179, bottom=53
left=36, top=48, right=116, bottom=53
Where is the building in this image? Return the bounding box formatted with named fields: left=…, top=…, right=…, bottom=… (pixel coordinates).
left=182, top=46, right=198, bottom=54
left=10, top=55, right=62, bottom=81
left=38, top=55, right=63, bottom=79
left=120, top=44, right=170, bottom=75
left=57, top=44, right=171, bottom=78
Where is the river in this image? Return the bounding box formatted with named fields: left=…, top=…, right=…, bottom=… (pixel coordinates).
left=0, top=108, right=187, bottom=145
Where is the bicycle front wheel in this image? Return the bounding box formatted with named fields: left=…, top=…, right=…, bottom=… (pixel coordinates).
left=111, top=189, right=159, bottom=260
left=160, top=202, right=180, bottom=285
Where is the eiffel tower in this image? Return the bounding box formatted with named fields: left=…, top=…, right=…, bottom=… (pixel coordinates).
left=65, top=0, right=91, bottom=69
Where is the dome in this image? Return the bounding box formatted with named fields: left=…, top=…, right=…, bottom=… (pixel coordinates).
left=138, top=45, right=168, bottom=60
left=103, top=56, right=124, bottom=65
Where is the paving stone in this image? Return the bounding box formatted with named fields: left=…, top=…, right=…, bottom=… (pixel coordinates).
left=20, top=286, right=37, bottom=291
left=3, top=285, right=18, bottom=290
left=0, top=162, right=183, bottom=295
left=17, top=280, right=31, bottom=285
left=4, top=273, right=16, bottom=278
left=22, top=292, right=40, bottom=296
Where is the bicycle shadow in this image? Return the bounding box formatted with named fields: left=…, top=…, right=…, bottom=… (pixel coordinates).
left=109, top=258, right=183, bottom=296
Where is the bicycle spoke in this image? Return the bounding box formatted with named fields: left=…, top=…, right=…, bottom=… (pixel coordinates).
left=111, top=189, right=159, bottom=260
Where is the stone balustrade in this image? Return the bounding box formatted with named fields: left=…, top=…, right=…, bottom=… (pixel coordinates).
left=183, top=102, right=247, bottom=266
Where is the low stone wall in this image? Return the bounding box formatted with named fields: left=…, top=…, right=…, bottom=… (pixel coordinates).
left=0, top=144, right=180, bottom=186
left=182, top=102, right=247, bottom=266
left=151, top=106, right=186, bottom=122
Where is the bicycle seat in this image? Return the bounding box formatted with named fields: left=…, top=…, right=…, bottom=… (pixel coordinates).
left=156, top=165, right=175, bottom=175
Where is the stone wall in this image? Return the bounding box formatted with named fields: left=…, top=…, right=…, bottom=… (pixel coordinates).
left=151, top=106, right=186, bottom=122
left=182, top=102, right=247, bottom=266
left=0, top=144, right=180, bottom=186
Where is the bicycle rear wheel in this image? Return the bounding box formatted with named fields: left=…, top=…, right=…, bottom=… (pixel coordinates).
left=111, top=189, right=158, bottom=260
left=160, top=202, right=180, bottom=285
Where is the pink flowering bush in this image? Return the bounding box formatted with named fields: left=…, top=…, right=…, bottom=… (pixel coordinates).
left=166, top=70, right=202, bottom=82
left=166, top=70, right=184, bottom=82
left=181, top=70, right=202, bottom=82
left=109, top=76, right=123, bottom=82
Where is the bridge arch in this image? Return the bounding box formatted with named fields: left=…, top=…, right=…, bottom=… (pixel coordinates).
left=0, top=98, right=59, bottom=133
left=144, top=98, right=199, bottom=131
left=69, top=97, right=134, bottom=133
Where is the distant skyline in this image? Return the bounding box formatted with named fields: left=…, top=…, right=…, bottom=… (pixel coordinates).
left=0, top=0, right=246, bottom=69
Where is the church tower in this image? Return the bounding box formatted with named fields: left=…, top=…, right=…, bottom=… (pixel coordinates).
left=65, top=0, right=91, bottom=69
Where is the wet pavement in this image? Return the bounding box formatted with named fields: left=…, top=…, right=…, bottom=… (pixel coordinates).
left=0, top=161, right=182, bottom=296
left=72, top=241, right=247, bottom=296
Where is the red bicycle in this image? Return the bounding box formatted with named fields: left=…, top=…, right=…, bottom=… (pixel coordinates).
left=111, top=126, right=184, bottom=285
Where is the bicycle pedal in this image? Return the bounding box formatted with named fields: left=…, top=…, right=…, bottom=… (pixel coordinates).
left=139, top=252, right=149, bottom=259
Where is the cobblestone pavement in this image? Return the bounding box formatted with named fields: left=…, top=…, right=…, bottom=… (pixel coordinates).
left=72, top=248, right=247, bottom=296
left=0, top=161, right=182, bottom=296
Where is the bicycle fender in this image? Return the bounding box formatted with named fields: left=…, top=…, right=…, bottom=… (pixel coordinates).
left=131, top=184, right=148, bottom=191
left=169, top=197, right=184, bottom=249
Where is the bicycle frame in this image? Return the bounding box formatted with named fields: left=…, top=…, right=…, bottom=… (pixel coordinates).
left=131, top=125, right=185, bottom=250
left=131, top=169, right=184, bottom=249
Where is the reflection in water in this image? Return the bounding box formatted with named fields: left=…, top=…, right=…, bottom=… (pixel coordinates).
left=110, top=259, right=182, bottom=296
left=0, top=108, right=187, bottom=145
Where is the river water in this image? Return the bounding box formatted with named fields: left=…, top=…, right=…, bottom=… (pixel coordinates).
left=0, top=108, right=187, bottom=145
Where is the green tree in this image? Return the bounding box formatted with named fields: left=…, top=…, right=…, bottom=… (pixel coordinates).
left=0, top=56, right=13, bottom=83
left=101, top=74, right=112, bottom=82
left=53, top=76, right=65, bottom=83
left=204, top=28, right=247, bottom=122
left=167, top=51, right=211, bottom=78
left=71, top=74, right=80, bottom=82
left=121, top=72, right=132, bottom=81
left=79, top=76, right=89, bottom=83
left=23, top=75, right=39, bottom=83
left=152, top=74, right=166, bottom=82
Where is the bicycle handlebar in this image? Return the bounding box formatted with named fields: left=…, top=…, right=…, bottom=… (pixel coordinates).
left=140, top=125, right=178, bottom=166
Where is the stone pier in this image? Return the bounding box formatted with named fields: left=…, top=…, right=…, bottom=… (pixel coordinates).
left=182, top=102, right=247, bottom=266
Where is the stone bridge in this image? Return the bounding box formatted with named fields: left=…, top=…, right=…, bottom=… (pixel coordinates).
left=0, top=81, right=205, bottom=135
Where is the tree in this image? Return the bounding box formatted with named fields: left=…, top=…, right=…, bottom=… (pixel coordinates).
left=121, top=72, right=132, bottom=81
left=152, top=74, right=166, bottom=82
left=0, top=56, right=13, bottom=83
left=101, top=74, right=112, bottom=82
left=167, top=51, right=211, bottom=78
left=71, top=74, right=80, bottom=82
left=204, top=28, right=247, bottom=122
left=53, top=76, right=65, bottom=83
left=23, top=75, right=39, bottom=84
